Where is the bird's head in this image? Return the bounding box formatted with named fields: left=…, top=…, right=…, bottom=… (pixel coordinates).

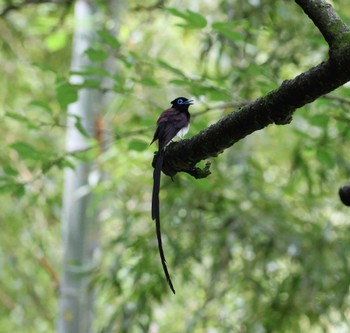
left=171, top=97, right=193, bottom=111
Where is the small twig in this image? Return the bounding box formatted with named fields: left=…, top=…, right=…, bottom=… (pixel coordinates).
left=38, top=255, right=60, bottom=291
left=1, top=0, right=43, bottom=17
left=0, top=0, right=71, bottom=17
left=50, top=0, right=74, bottom=33
left=0, top=3, right=19, bottom=16
left=192, top=100, right=250, bottom=117
left=9, top=260, right=53, bottom=321
left=132, top=0, right=165, bottom=11
left=114, top=126, right=154, bottom=139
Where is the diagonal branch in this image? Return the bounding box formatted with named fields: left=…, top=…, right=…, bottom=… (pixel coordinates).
left=0, top=0, right=72, bottom=17
left=159, top=0, right=350, bottom=178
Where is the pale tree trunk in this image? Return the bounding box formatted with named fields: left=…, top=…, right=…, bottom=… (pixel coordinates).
left=57, top=1, right=102, bottom=332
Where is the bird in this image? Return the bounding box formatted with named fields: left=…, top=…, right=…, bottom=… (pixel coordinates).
left=150, top=97, right=193, bottom=294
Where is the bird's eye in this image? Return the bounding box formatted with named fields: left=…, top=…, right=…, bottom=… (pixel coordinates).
left=177, top=99, right=183, bottom=104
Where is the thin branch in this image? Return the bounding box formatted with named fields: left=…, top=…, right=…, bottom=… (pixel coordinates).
left=50, top=0, right=74, bottom=33
left=0, top=3, right=20, bottom=16
left=322, top=94, right=350, bottom=105
left=132, top=0, right=165, bottom=11
left=114, top=126, right=154, bottom=139
left=192, top=100, right=250, bottom=118
left=0, top=0, right=72, bottom=17
left=1, top=0, right=43, bottom=17
left=10, top=260, right=53, bottom=321
left=159, top=1, right=350, bottom=178
left=38, top=255, right=60, bottom=291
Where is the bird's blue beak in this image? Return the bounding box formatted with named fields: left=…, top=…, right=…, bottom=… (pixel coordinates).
left=185, top=99, right=194, bottom=105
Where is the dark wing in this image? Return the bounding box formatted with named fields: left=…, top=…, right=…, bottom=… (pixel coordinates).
left=151, top=108, right=189, bottom=150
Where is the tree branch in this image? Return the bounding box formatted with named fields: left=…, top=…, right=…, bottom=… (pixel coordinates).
left=295, top=0, right=349, bottom=52
left=159, top=0, right=350, bottom=178
left=322, top=94, right=350, bottom=105
left=0, top=0, right=72, bottom=17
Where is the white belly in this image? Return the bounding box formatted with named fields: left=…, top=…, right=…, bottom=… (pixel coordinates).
left=176, top=124, right=190, bottom=138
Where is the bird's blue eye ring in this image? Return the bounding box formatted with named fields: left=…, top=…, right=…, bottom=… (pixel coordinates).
left=177, top=99, right=183, bottom=104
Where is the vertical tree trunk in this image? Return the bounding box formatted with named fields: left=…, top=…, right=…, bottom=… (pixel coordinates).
left=57, top=1, right=101, bottom=332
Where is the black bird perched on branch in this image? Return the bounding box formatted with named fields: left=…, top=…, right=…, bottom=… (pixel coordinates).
left=150, top=97, right=193, bottom=294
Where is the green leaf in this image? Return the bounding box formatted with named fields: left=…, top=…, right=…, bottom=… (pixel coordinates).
left=311, top=36, right=326, bottom=46
left=71, top=115, right=90, bottom=137
left=57, top=158, right=76, bottom=170
left=10, top=142, right=45, bottom=160
left=32, top=62, right=55, bottom=73
left=309, top=114, right=329, bottom=128
left=5, top=112, right=40, bottom=130
left=115, top=54, right=135, bottom=68
left=316, top=149, right=335, bottom=168
left=97, top=30, right=120, bottom=49
left=81, top=79, right=101, bottom=89
left=137, top=77, right=159, bottom=87
left=166, top=7, right=189, bottom=20
left=157, top=59, right=185, bottom=77
left=184, top=9, right=207, bottom=29
left=13, top=183, right=25, bottom=197
left=169, top=79, right=190, bottom=86
left=56, top=81, right=78, bottom=108
left=3, top=166, right=18, bottom=176
left=5, top=112, right=29, bottom=123
left=212, top=22, right=244, bottom=41
left=206, top=88, right=230, bottom=101
left=128, top=139, right=148, bottom=152
left=28, top=100, right=52, bottom=113
left=0, top=183, right=25, bottom=197
left=85, top=48, right=109, bottom=62
left=73, top=149, right=95, bottom=161
left=166, top=7, right=207, bottom=29
left=71, top=66, right=113, bottom=78
left=45, top=31, right=68, bottom=52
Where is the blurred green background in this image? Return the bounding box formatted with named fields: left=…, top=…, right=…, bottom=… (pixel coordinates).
left=1, top=0, right=350, bottom=332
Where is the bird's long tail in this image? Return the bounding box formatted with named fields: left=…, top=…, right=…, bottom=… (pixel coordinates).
left=152, top=150, right=176, bottom=294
